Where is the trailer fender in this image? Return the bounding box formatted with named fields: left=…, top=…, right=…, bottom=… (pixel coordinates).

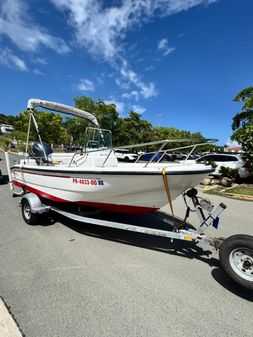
left=21, top=193, right=50, bottom=214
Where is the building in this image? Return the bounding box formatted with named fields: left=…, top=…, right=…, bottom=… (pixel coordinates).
left=224, top=146, right=243, bottom=153
left=0, top=124, right=14, bottom=134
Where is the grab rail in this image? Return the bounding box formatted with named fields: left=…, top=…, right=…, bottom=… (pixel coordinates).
left=85, top=138, right=217, bottom=168
left=115, top=138, right=217, bottom=167
left=26, top=136, right=217, bottom=169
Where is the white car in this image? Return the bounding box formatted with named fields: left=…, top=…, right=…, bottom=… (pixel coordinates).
left=196, top=153, right=245, bottom=176
left=238, top=167, right=253, bottom=179
left=114, top=149, right=138, bottom=162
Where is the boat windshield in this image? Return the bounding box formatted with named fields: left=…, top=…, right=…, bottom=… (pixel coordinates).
left=84, top=127, right=112, bottom=151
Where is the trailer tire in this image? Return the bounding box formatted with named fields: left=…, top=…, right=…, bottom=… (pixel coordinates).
left=21, top=199, right=40, bottom=226
left=219, top=234, right=253, bottom=290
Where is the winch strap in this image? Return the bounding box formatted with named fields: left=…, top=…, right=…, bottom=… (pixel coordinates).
left=162, top=168, right=174, bottom=217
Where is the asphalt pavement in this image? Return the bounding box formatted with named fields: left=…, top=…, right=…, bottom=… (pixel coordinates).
left=0, top=152, right=252, bottom=337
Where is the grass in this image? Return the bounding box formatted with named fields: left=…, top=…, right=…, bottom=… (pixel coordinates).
left=224, top=184, right=253, bottom=196
left=203, top=186, right=224, bottom=195
left=204, top=184, right=253, bottom=199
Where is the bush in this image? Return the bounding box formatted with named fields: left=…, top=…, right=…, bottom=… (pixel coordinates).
left=219, top=166, right=239, bottom=180
left=0, top=137, right=11, bottom=150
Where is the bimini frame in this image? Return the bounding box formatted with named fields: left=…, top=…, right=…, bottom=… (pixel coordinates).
left=24, top=98, right=99, bottom=162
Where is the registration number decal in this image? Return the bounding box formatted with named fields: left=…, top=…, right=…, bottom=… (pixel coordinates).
left=72, top=178, right=104, bottom=186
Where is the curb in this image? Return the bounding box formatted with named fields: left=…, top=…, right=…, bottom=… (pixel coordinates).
left=0, top=297, right=25, bottom=337
left=224, top=193, right=253, bottom=201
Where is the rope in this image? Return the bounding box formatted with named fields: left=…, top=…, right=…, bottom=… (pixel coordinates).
left=161, top=167, right=174, bottom=217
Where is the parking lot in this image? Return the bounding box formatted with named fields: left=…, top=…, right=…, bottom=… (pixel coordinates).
left=0, top=152, right=252, bottom=337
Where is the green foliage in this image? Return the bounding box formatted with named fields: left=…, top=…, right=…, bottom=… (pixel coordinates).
left=114, top=111, right=153, bottom=146
left=231, top=87, right=253, bottom=167
left=219, top=166, right=238, bottom=180
left=0, top=136, right=11, bottom=150
left=10, top=96, right=213, bottom=152
left=74, top=97, right=120, bottom=131
left=9, top=130, right=27, bottom=142
left=14, top=110, right=69, bottom=144
left=74, top=96, right=123, bottom=145
left=74, top=97, right=154, bottom=146
left=233, top=87, right=253, bottom=110
left=0, top=113, right=16, bottom=125
left=64, top=117, right=88, bottom=144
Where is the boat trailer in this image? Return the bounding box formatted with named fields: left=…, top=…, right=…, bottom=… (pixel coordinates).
left=19, top=188, right=253, bottom=291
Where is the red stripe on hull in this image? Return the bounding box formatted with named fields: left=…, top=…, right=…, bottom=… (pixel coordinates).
left=12, top=169, right=70, bottom=178
left=12, top=180, right=158, bottom=214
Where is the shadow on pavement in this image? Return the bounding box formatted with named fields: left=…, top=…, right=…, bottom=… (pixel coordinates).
left=52, top=210, right=219, bottom=269
left=211, top=268, right=253, bottom=301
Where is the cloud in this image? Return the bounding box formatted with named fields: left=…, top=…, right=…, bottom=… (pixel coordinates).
left=132, top=105, right=146, bottom=114
left=0, top=0, right=70, bottom=54
left=104, top=100, right=125, bottom=114
left=0, top=48, right=28, bottom=71
left=158, top=38, right=176, bottom=56
left=51, top=0, right=216, bottom=61
left=77, top=79, right=95, bottom=92
left=119, top=60, right=157, bottom=99
left=33, top=68, right=44, bottom=76
left=50, top=0, right=216, bottom=98
left=122, top=90, right=140, bottom=101
left=145, top=65, right=155, bottom=72
left=225, top=138, right=239, bottom=147
left=32, top=57, right=48, bottom=65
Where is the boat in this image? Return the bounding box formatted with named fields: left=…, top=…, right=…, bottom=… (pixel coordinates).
left=9, top=99, right=214, bottom=214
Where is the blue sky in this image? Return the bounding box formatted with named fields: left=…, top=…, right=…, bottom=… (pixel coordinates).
left=0, top=0, right=252, bottom=145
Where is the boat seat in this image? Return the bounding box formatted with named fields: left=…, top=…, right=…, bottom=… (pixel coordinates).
left=86, top=140, right=99, bottom=149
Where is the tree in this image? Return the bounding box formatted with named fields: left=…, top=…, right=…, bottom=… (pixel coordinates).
left=0, top=113, right=16, bottom=125
left=64, top=117, right=88, bottom=144
left=115, top=111, right=153, bottom=146
left=73, top=96, right=209, bottom=150
left=231, top=87, right=253, bottom=167
left=74, top=96, right=121, bottom=145
left=14, top=110, right=69, bottom=144
left=74, top=96, right=120, bottom=131
left=0, top=137, right=11, bottom=150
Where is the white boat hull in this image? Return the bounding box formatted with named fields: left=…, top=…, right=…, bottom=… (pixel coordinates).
left=11, top=164, right=211, bottom=213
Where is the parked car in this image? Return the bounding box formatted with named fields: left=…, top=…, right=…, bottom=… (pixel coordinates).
left=114, top=149, right=138, bottom=162
left=238, top=159, right=253, bottom=179
left=238, top=167, right=253, bottom=179
left=196, top=153, right=245, bottom=176
left=139, top=152, right=174, bottom=162
left=172, top=152, right=201, bottom=160
left=65, top=146, right=83, bottom=152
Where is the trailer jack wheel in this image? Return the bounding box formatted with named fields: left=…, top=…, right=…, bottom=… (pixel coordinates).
left=219, top=234, right=253, bottom=290
left=21, top=199, right=39, bottom=226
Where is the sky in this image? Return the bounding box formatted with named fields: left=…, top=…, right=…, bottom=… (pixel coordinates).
left=0, top=0, right=253, bottom=145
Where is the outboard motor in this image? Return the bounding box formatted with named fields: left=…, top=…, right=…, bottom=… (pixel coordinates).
left=29, top=142, right=53, bottom=165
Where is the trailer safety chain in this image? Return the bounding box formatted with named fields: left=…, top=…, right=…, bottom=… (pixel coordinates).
left=162, top=168, right=174, bottom=218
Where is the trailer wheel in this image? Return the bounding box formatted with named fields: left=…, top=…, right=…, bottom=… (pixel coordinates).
left=219, top=234, right=253, bottom=290
left=21, top=199, right=39, bottom=226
